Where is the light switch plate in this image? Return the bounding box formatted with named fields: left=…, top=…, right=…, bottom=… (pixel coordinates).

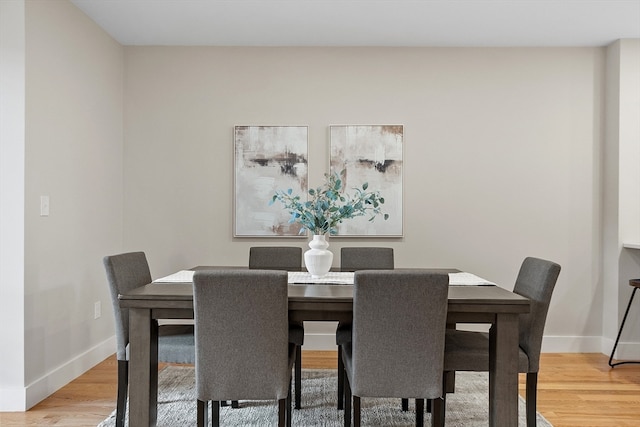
left=40, top=196, right=49, bottom=216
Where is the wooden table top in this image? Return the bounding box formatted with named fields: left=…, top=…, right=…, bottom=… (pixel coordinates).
left=119, top=266, right=530, bottom=315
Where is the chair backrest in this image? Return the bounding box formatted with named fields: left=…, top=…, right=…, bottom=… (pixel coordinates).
left=513, top=257, right=561, bottom=372
left=340, top=247, right=394, bottom=271
left=193, top=270, right=291, bottom=401
left=249, top=246, right=302, bottom=270
left=103, top=251, right=152, bottom=360
left=350, top=270, right=449, bottom=399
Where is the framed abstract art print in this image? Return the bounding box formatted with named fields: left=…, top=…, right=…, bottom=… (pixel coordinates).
left=330, top=124, right=403, bottom=237
left=234, top=125, right=308, bottom=237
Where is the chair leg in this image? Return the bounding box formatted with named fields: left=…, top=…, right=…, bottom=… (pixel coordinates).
left=213, top=400, right=220, bottom=427
left=287, top=377, right=293, bottom=427
left=344, top=374, right=352, bottom=427
left=278, top=398, right=286, bottom=427
left=197, top=399, right=208, bottom=427
left=295, top=345, right=302, bottom=409
left=431, top=397, right=444, bottom=427
left=438, top=372, right=448, bottom=427
left=526, top=372, right=538, bottom=427
left=416, top=398, right=424, bottom=427
left=353, top=396, right=361, bottom=427
left=402, top=398, right=409, bottom=411
left=116, top=360, right=128, bottom=427
left=337, top=345, right=344, bottom=410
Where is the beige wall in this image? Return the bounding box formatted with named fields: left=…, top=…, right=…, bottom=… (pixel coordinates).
left=124, top=46, right=605, bottom=349
left=21, top=0, right=123, bottom=408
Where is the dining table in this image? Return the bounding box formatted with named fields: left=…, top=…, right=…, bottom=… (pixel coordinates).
left=118, top=266, right=530, bottom=427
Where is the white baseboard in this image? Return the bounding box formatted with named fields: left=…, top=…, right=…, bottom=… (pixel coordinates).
left=541, top=335, right=604, bottom=353
left=302, top=333, right=338, bottom=351
left=0, top=385, right=27, bottom=412
left=605, top=338, right=640, bottom=361
left=0, top=336, right=116, bottom=411
left=304, top=333, right=639, bottom=357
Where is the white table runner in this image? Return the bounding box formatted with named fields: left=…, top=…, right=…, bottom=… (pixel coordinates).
left=154, top=270, right=195, bottom=283
left=154, top=270, right=494, bottom=286
left=288, top=271, right=355, bottom=284
left=448, top=272, right=495, bottom=286
left=153, top=270, right=355, bottom=284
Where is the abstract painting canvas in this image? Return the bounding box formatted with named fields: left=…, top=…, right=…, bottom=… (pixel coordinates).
left=234, top=125, right=308, bottom=237
left=330, top=125, right=403, bottom=236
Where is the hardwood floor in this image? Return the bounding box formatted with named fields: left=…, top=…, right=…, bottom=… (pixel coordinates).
left=530, top=353, right=640, bottom=427
left=0, top=352, right=638, bottom=426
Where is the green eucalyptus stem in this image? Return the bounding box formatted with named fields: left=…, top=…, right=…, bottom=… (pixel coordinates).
left=270, top=170, right=389, bottom=235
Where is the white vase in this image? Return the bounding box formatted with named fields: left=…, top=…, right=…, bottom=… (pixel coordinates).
left=304, top=234, right=333, bottom=278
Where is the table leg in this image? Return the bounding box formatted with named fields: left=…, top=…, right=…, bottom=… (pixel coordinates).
left=129, top=308, right=159, bottom=427
left=489, top=313, right=519, bottom=427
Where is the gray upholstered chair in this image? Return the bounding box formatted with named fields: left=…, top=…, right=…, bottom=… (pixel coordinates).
left=249, top=246, right=305, bottom=409
left=193, top=270, right=296, bottom=427
left=342, top=270, right=449, bottom=427
left=103, top=251, right=196, bottom=427
left=337, top=247, right=394, bottom=410
left=443, top=257, right=561, bottom=427
left=340, top=247, right=394, bottom=272
left=249, top=246, right=303, bottom=271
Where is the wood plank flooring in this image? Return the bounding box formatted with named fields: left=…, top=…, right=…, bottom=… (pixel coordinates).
left=530, top=353, right=640, bottom=427
left=0, top=352, right=638, bottom=426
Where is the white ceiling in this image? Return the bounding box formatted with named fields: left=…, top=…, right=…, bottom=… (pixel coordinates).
left=70, top=0, right=640, bottom=47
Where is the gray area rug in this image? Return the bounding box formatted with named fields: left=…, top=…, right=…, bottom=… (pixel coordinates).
left=98, top=366, right=552, bottom=426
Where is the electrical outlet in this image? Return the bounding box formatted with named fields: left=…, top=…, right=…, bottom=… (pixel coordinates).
left=94, top=301, right=101, bottom=319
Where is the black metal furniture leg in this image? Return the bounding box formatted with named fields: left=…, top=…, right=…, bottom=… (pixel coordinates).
left=609, top=284, right=640, bottom=367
